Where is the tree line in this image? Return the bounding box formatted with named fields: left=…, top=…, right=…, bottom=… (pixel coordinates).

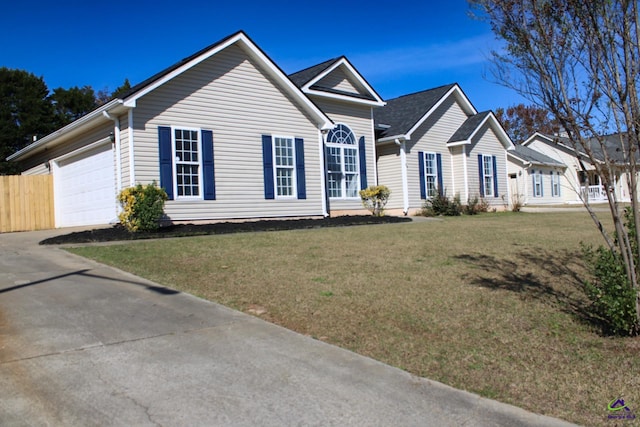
left=0, top=67, right=130, bottom=174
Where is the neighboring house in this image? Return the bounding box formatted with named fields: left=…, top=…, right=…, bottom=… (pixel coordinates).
left=522, top=132, right=635, bottom=204
left=8, top=31, right=516, bottom=228
left=374, top=84, right=515, bottom=215
left=507, top=144, right=566, bottom=206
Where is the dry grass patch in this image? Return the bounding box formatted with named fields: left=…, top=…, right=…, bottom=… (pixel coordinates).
left=67, top=212, right=640, bottom=426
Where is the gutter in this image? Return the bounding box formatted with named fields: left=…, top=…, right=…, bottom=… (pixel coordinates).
left=395, top=138, right=410, bottom=215
left=8, top=99, right=125, bottom=162
left=103, top=111, right=123, bottom=193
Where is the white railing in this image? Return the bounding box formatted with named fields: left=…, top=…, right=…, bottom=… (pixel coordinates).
left=581, top=185, right=607, bottom=201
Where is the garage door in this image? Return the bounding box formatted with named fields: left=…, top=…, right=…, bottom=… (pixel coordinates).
left=54, top=141, right=117, bottom=228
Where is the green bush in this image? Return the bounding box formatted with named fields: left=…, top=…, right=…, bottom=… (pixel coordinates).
left=117, top=183, right=168, bottom=232
left=359, top=185, right=391, bottom=217
left=582, top=244, right=639, bottom=336
left=420, top=192, right=461, bottom=216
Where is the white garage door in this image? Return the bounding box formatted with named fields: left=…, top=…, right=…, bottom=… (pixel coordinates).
left=54, top=141, right=117, bottom=228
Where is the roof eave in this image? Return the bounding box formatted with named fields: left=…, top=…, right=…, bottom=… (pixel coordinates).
left=7, top=99, right=126, bottom=162
left=377, top=134, right=410, bottom=143
left=305, top=89, right=386, bottom=107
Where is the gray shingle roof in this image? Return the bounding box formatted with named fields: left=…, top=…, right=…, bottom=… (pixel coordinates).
left=510, top=144, right=565, bottom=167
left=373, top=84, right=457, bottom=138
left=447, top=111, right=491, bottom=143
left=288, top=58, right=340, bottom=88
left=538, top=133, right=634, bottom=164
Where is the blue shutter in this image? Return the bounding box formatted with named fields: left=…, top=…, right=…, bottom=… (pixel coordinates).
left=358, top=136, right=367, bottom=190
left=532, top=172, right=536, bottom=197
left=295, top=138, right=306, bottom=199
left=201, top=130, right=215, bottom=200
left=492, top=155, right=498, bottom=197
left=158, top=126, right=174, bottom=200
left=262, top=135, right=274, bottom=200
left=436, top=153, right=443, bottom=196
left=478, top=154, right=485, bottom=197
left=540, top=171, right=544, bottom=197
left=418, top=151, right=426, bottom=199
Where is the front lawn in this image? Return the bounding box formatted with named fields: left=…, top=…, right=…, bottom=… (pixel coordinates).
left=67, top=212, right=640, bottom=426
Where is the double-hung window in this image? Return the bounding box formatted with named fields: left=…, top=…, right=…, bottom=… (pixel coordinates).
left=424, top=152, right=438, bottom=198
left=174, top=128, right=201, bottom=197
left=326, top=124, right=359, bottom=198
left=483, top=155, right=494, bottom=197
left=274, top=137, right=295, bottom=197
left=551, top=171, right=561, bottom=197
left=533, top=170, right=543, bottom=197
left=158, top=126, right=215, bottom=201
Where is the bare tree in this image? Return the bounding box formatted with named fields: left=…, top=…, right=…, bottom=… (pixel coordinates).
left=469, top=0, right=640, bottom=326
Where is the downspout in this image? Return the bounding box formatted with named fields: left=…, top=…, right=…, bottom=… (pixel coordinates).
left=102, top=111, right=122, bottom=193
left=395, top=138, right=409, bottom=215
left=462, top=145, right=469, bottom=202
left=320, top=129, right=330, bottom=217
left=128, top=108, right=135, bottom=186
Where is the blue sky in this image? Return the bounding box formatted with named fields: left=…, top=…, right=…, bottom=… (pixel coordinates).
left=2, top=0, right=528, bottom=112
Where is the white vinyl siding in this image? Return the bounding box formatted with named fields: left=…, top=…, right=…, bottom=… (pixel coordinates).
left=132, top=44, right=322, bottom=220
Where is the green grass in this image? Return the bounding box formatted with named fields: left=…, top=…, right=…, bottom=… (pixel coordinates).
left=67, top=212, right=640, bottom=426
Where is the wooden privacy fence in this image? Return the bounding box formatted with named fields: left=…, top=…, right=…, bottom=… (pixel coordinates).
left=0, top=175, right=54, bottom=233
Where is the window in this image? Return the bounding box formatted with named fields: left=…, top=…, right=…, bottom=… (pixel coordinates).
left=551, top=171, right=561, bottom=197
left=326, top=124, right=359, bottom=198
left=533, top=170, right=543, bottom=197
left=262, top=135, right=306, bottom=200
left=483, top=155, right=494, bottom=197
left=158, top=126, right=215, bottom=201
left=424, top=152, right=438, bottom=198
left=274, top=137, right=295, bottom=197
left=174, top=129, right=200, bottom=197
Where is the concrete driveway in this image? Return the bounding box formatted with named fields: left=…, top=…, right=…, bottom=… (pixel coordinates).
left=0, top=228, right=578, bottom=426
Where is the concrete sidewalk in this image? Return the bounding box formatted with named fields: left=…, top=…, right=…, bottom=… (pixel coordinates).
left=0, top=228, right=579, bottom=426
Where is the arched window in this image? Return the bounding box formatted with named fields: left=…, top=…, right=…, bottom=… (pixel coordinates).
left=326, top=124, right=359, bottom=198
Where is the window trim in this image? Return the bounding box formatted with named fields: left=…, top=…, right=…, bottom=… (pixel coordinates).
left=272, top=135, right=297, bottom=199
left=172, top=126, right=203, bottom=200
left=482, top=155, right=494, bottom=197
left=326, top=123, right=360, bottom=199
left=533, top=170, right=543, bottom=197
left=551, top=171, right=561, bottom=197
left=423, top=152, right=439, bottom=199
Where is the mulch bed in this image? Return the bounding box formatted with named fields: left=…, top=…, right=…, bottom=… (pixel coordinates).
left=40, top=215, right=412, bottom=245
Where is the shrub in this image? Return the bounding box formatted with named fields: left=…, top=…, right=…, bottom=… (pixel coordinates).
left=582, top=244, right=639, bottom=336
left=359, top=185, right=391, bottom=216
left=117, top=183, right=168, bottom=232
left=420, top=192, right=461, bottom=216
left=464, top=196, right=490, bottom=215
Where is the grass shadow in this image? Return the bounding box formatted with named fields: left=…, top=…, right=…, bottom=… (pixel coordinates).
left=453, top=247, right=604, bottom=330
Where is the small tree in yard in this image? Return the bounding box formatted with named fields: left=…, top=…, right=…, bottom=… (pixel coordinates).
left=359, top=185, right=391, bottom=216
left=470, top=0, right=640, bottom=334
left=118, top=183, right=168, bottom=232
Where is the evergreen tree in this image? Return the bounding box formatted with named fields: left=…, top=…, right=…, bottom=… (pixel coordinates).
left=0, top=67, right=55, bottom=175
